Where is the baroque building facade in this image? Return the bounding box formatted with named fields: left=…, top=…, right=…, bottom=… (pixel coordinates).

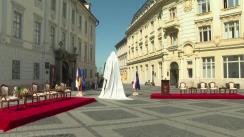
left=0, top=0, right=98, bottom=86
left=115, top=37, right=128, bottom=83
left=123, top=0, right=244, bottom=88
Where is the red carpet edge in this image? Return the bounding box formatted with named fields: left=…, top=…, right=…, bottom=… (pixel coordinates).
left=151, top=92, right=244, bottom=99
left=0, top=97, right=96, bottom=132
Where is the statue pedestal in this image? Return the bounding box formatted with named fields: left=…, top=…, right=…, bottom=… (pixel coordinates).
left=76, top=91, right=83, bottom=97
left=161, top=80, right=170, bottom=95
left=132, top=91, right=139, bottom=96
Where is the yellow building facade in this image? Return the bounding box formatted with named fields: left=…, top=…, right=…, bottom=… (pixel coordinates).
left=125, top=0, right=244, bottom=88
left=115, top=38, right=128, bottom=83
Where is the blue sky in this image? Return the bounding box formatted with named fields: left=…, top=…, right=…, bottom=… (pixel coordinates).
left=88, top=0, right=146, bottom=73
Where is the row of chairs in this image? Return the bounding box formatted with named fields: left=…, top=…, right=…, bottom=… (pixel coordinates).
left=0, top=83, right=72, bottom=109
left=179, top=82, right=239, bottom=94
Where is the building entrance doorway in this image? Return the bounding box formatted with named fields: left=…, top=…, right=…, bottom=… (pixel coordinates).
left=170, top=62, right=179, bottom=86
left=62, top=61, right=69, bottom=84
left=50, top=65, right=56, bottom=87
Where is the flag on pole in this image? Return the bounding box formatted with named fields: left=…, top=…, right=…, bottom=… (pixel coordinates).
left=76, top=68, right=83, bottom=97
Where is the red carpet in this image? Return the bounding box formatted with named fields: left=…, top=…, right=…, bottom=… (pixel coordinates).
left=0, top=97, right=96, bottom=132
left=151, top=92, right=244, bottom=99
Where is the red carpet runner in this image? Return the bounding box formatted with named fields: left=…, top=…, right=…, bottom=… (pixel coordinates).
left=151, top=92, right=244, bottom=99
left=0, top=97, right=96, bottom=132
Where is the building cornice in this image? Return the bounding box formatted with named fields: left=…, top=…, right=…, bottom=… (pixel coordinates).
left=126, top=0, right=162, bottom=35
left=127, top=52, right=164, bottom=65
left=115, top=37, right=127, bottom=49
left=127, top=0, right=183, bottom=35
left=194, top=44, right=244, bottom=52
left=117, top=53, right=127, bottom=58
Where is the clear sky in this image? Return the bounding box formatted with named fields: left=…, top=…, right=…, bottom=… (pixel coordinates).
left=87, top=0, right=146, bottom=73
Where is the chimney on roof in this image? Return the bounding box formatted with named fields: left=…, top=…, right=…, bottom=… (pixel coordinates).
left=84, top=2, right=91, bottom=10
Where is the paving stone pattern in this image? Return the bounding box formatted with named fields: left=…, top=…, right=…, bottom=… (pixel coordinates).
left=1, top=85, right=244, bottom=137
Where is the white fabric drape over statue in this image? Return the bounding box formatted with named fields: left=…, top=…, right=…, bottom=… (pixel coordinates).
left=99, top=52, right=132, bottom=100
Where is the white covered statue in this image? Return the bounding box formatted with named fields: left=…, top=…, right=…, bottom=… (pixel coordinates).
left=99, top=52, right=132, bottom=100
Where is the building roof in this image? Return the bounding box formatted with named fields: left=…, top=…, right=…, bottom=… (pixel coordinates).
left=131, top=0, right=156, bottom=24
left=115, top=37, right=127, bottom=49
left=78, top=0, right=99, bottom=26
left=79, top=0, right=88, bottom=4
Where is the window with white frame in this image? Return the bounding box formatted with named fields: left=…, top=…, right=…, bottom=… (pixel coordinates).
left=150, top=40, right=154, bottom=51
left=90, top=47, right=92, bottom=61
left=61, top=31, right=66, bottom=49
left=158, top=62, right=162, bottom=79
left=199, top=26, right=211, bottom=42
left=223, top=55, right=244, bottom=78
left=145, top=43, right=148, bottom=54
left=144, top=25, right=148, bottom=33
left=135, top=46, right=138, bottom=56
left=13, top=11, right=22, bottom=39
left=140, top=29, right=143, bottom=38
left=33, top=63, right=40, bottom=80
left=90, top=25, right=93, bottom=38
left=35, top=0, right=43, bottom=9
left=159, top=38, right=163, bottom=49
left=78, top=40, right=82, bottom=56
left=139, top=44, right=143, bottom=56
left=85, top=44, right=87, bottom=62
left=85, top=20, right=88, bottom=35
left=34, top=21, right=41, bottom=45
left=187, top=68, right=193, bottom=78
left=51, top=0, right=56, bottom=11
left=224, top=21, right=239, bottom=39
left=62, top=2, right=67, bottom=19
left=71, top=35, right=75, bottom=51
left=202, top=57, right=215, bottom=78
left=170, top=32, right=177, bottom=47
left=50, top=25, right=56, bottom=46
left=151, top=21, right=154, bottom=29
left=12, top=60, right=20, bottom=80
left=224, top=0, right=239, bottom=9
left=198, top=0, right=210, bottom=13
left=79, top=16, right=82, bottom=30
left=72, top=10, right=75, bottom=24
left=169, top=7, right=177, bottom=20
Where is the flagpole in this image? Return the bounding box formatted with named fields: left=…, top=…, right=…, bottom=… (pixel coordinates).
left=76, top=68, right=83, bottom=97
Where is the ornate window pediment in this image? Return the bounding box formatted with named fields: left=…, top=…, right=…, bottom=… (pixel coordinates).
left=220, top=11, right=241, bottom=22
left=195, top=17, right=213, bottom=27
left=34, top=0, right=43, bottom=9
left=184, top=0, right=193, bottom=12
left=12, top=1, right=25, bottom=12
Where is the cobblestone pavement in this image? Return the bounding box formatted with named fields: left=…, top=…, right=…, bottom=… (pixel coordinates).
left=1, top=85, right=244, bottom=137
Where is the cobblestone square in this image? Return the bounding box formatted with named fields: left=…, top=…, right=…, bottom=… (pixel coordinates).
left=0, top=85, right=244, bottom=137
